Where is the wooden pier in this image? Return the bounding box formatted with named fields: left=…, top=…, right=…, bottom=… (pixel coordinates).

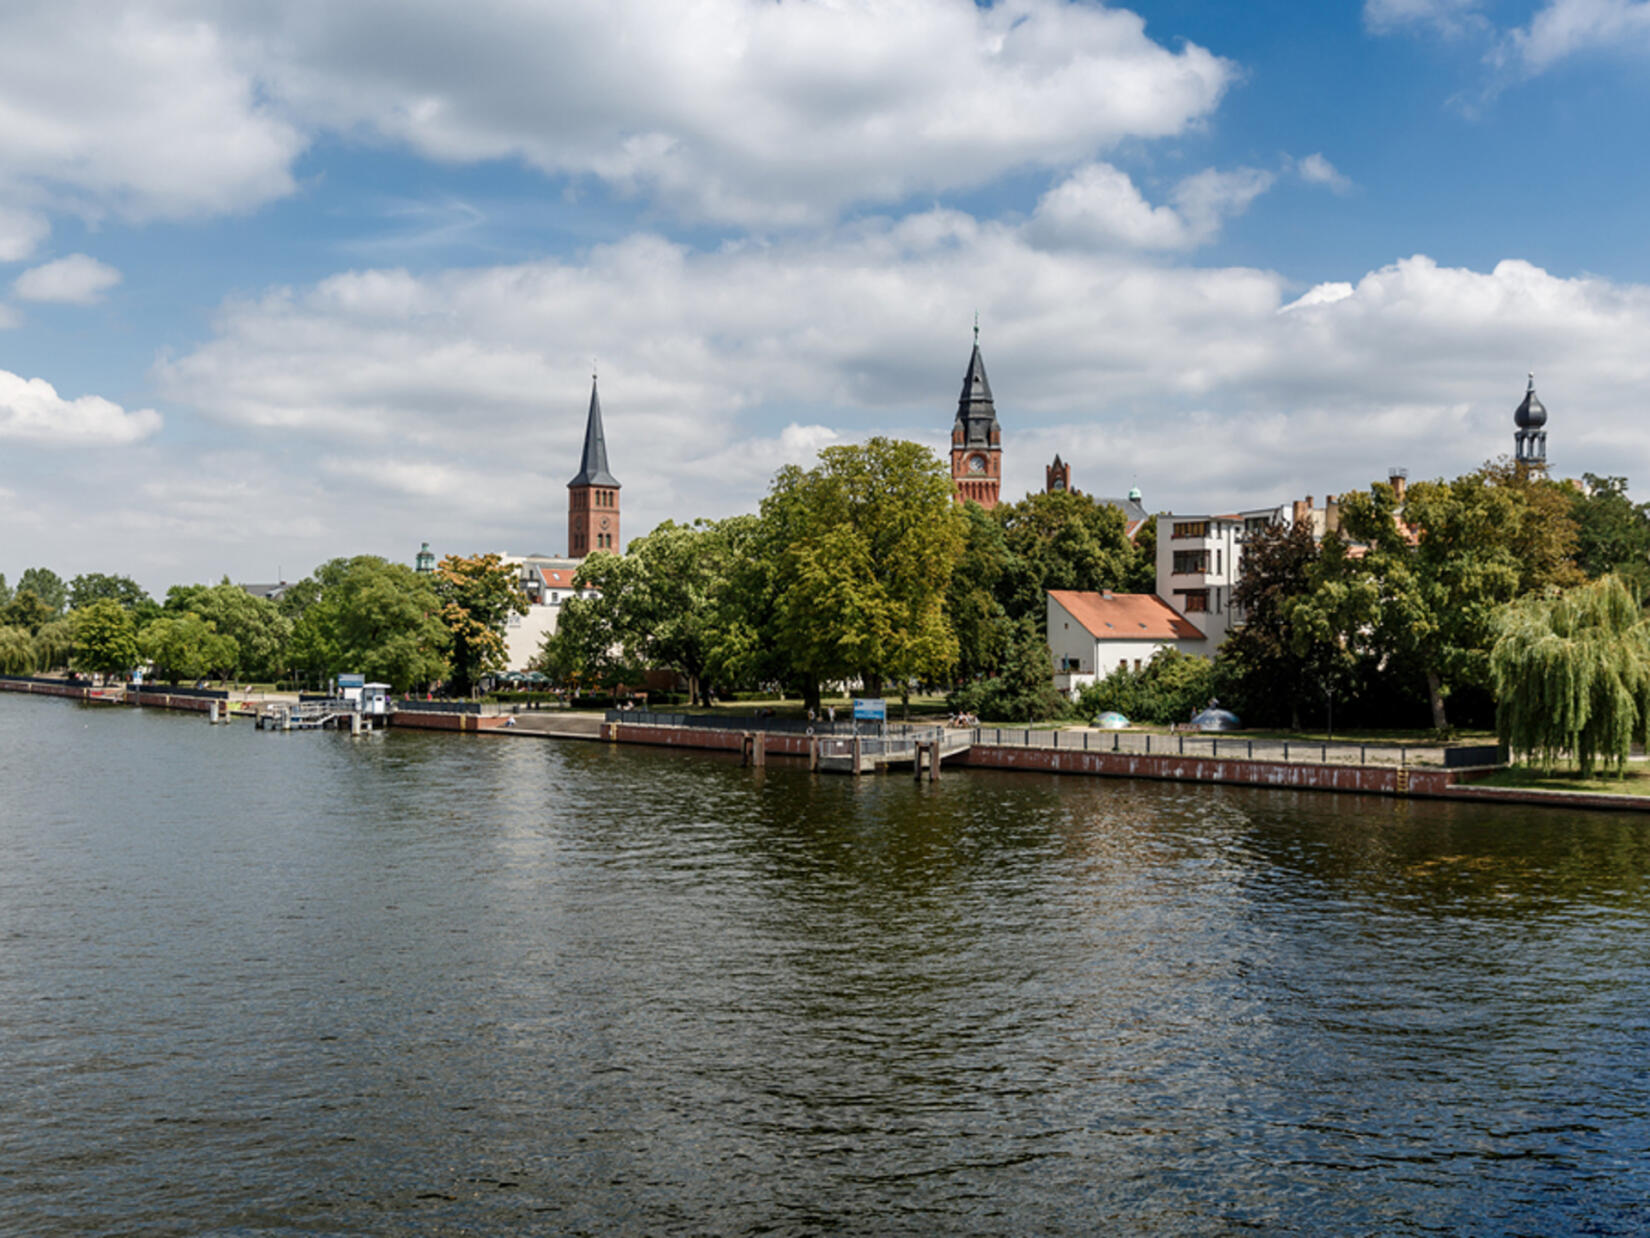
left=811, top=726, right=973, bottom=777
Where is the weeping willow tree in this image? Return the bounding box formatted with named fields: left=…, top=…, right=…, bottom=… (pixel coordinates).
left=1490, top=574, right=1650, bottom=776
left=0, top=625, right=35, bottom=674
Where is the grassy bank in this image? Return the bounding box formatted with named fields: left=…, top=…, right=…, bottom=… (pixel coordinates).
left=1470, top=763, right=1650, bottom=797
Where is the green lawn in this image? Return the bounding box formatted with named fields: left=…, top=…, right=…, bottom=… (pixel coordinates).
left=1468, top=763, right=1650, bottom=797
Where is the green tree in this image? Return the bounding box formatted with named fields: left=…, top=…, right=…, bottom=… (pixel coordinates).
left=1293, top=472, right=1536, bottom=730
left=433, top=552, right=529, bottom=695
left=1491, top=574, right=1650, bottom=777
left=1123, top=515, right=1158, bottom=594
left=762, top=437, right=964, bottom=706
left=165, top=581, right=292, bottom=681
left=288, top=557, right=448, bottom=692
left=16, top=568, right=66, bottom=617
left=2, top=590, right=56, bottom=635
left=1221, top=520, right=1323, bottom=728
left=1569, top=473, right=1650, bottom=590
left=950, top=615, right=1067, bottom=722
left=561, top=519, right=747, bottom=705
left=946, top=503, right=1016, bottom=681
left=140, top=614, right=238, bottom=682
left=0, top=625, right=33, bottom=673
left=68, top=573, right=152, bottom=612
left=71, top=599, right=140, bottom=678
left=0, top=574, right=11, bottom=607
left=994, top=490, right=1135, bottom=629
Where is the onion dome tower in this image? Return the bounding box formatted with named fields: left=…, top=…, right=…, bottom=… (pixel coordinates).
left=950, top=319, right=1002, bottom=508
left=568, top=374, right=620, bottom=558
left=1513, top=372, right=1548, bottom=467
left=415, top=542, right=435, bottom=573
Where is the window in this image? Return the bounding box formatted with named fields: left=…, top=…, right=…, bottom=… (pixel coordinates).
left=1172, top=550, right=1209, bottom=574
left=1245, top=515, right=1271, bottom=534
left=1179, top=589, right=1209, bottom=613
left=1215, top=549, right=1222, bottom=575
left=1172, top=520, right=1210, bottom=539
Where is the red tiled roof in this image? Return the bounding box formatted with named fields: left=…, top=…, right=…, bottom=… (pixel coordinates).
left=1049, top=590, right=1205, bottom=641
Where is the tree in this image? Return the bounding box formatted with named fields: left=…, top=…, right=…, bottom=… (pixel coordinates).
left=0, top=625, right=33, bottom=673
left=1569, top=473, right=1650, bottom=590
left=288, top=557, right=447, bottom=692
left=140, top=614, right=238, bottom=682
left=16, top=568, right=66, bottom=617
left=1491, top=574, right=1650, bottom=777
left=1221, top=520, right=1323, bottom=728
left=761, top=438, right=964, bottom=706
left=71, top=600, right=140, bottom=678
left=0, top=574, right=11, bottom=607
left=1293, top=473, right=1531, bottom=730
left=946, top=502, right=1016, bottom=681
left=950, top=615, right=1068, bottom=722
left=433, top=552, right=528, bottom=695
left=69, top=573, right=153, bottom=612
left=2, top=590, right=56, bottom=635
left=561, top=519, right=746, bottom=706
left=1123, top=516, right=1158, bottom=594
left=165, top=581, right=292, bottom=682
left=994, top=490, right=1136, bottom=629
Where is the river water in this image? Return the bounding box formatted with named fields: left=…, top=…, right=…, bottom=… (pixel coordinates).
left=2, top=694, right=1647, bottom=1235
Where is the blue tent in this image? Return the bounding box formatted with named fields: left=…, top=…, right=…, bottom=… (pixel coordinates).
left=1190, top=708, right=1241, bottom=731
left=1093, top=711, right=1130, bottom=729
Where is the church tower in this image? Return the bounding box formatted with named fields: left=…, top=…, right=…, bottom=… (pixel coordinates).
left=1513, top=372, right=1548, bottom=468
left=1046, top=454, right=1071, bottom=494
left=950, top=324, right=1002, bottom=508
left=568, top=375, right=620, bottom=559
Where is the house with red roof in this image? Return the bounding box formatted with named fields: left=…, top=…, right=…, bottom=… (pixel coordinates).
left=1047, top=589, right=1207, bottom=696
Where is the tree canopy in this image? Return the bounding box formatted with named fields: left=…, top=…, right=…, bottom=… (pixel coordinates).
left=1491, top=574, right=1650, bottom=776
left=288, top=556, right=447, bottom=692
left=434, top=552, right=528, bottom=694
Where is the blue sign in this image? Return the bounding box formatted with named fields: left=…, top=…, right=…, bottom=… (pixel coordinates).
left=852, top=698, right=886, bottom=721
left=337, top=673, right=366, bottom=689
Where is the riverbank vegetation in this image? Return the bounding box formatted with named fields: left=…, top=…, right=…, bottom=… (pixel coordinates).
left=3, top=445, right=1648, bottom=747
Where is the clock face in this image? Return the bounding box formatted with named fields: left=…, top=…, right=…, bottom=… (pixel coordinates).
left=968, top=454, right=986, bottom=474
left=600, top=516, right=610, bottom=529
left=1051, top=477, right=1066, bottom=491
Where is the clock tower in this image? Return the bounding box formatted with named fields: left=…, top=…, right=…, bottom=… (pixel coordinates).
left=568, top=375, right=620, bottom=559
left=950, top=325, right=1001, bottom=508
left=1046, top=454, right=1071, bottom=494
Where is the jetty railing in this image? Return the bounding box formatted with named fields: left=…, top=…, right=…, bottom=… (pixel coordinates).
left=607, top=709, right=928, bottom=737
left=972, top=727, right=1454, bottom=767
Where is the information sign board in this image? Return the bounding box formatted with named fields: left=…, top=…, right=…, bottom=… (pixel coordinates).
left=852, top=698, right=886, bottom=721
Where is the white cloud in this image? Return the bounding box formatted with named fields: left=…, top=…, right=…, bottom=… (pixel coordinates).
left=1279, top=282, right=1356, bottom=313
left=1296, top=153, right=1354, bottom=194
left=1364, top=0, right=1486, bottom=36
left=149, top=220, right=1650, bottom=565
left=14, top=254, right=122, bottom=305
left=0, top=304, right=19, bottom=329
left=0, top=4, right=303, bottom=221
left=236, top=0, right=1235, bottom=226
left=0, top=370, right=161, bottom=445
left=1501, top=0, right=1650, bottom=74
left=0, top=207, right=49, bottom=262
left=1029, top=163, right=1272, bottom=251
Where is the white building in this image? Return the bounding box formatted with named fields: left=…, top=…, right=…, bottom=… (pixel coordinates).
left=1047, top=589, right=1207, bottom=696
left=1154, top=505, right=1289, bottom=648
left=499, top=553, right=601, bottom=671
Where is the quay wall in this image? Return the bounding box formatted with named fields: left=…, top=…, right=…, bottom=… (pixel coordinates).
left=390, top=709, right=508, bottom=733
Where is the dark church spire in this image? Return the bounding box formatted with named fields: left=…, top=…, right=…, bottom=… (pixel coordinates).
left=954, top=333, right=999, bottom=447
left=569, top=373, right=619, bottom=488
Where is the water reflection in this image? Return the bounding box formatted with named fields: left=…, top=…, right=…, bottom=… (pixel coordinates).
left=1, top=696, right=1648, bottom=1235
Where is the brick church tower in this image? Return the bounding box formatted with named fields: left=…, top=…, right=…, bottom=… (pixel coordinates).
left=568, top=375, right=620, bottom=558
left=950, top=325, right=1001, bottom=508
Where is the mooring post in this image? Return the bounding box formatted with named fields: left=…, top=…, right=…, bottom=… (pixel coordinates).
left=929, top=740, right=941, bottom=782
left=810, top=737, right=820, bottom=771
left=852, top=735, right=863, bottom=775
left=351, top=711, right=362, bottom=736
left=208, top=700, right=219, bottom=724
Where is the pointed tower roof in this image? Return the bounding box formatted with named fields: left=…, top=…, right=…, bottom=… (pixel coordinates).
left=954, top=324, right=999, bottom=443
left=569, top=375, right=619, bottom=488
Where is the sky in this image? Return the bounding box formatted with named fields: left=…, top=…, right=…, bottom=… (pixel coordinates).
left=4, top=0, right=1650, bottom=594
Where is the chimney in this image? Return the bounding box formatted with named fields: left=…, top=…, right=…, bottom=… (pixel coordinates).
left=1325, top=493, right=1340, bottom=535
left=1389, top=468, right=1408, bottom=504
